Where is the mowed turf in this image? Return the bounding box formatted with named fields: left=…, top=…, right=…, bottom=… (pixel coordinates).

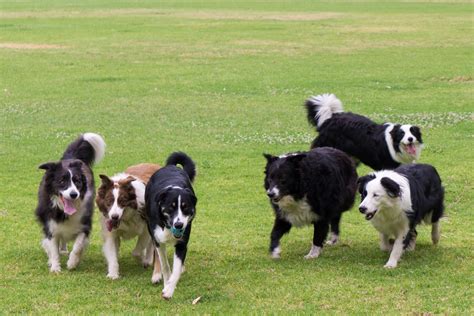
left=0, top=0, right=473, bottom=314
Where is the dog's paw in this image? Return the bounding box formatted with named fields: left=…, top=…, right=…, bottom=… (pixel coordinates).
left=325, top=233, right=339, bottom=246
left=384, top=261, right=398, bottom=269
left=304, top=245, right=321, bottom=260
left=66, top=255, right=80, bottom=270
left=107, top=272, right=120, bottom=280
left=270, top=246, right=281, bottom=259
left=162, top=286, right=175, bottom=300
left=50, top=264, right=61, bottom=273
left=151, top=273, right=162, bottom=284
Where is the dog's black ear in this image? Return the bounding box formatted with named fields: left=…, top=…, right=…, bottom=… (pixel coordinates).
left=69, top=160, right=83, bottom=169
left=286, top=153, right=306, bottom=165
left=357, top=174, right=376, bottom=193
left=185, top=189, right=198, bottom=206
left=39, top=162, right=58, bottom=171
left=263, top=153, right=277, bottom=164
left=380, top=177, right=401, bottom=198
left=410, top=126, right=422, bottom=143
left=99, top=174, right=113, bottom=187
left=155, top=187, right=171, bottom=205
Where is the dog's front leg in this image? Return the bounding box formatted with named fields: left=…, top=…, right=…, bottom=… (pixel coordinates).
left=67, top=232, right=88, bottom=270
left=162, top=244, right=186, bottom=299
left=269, top=217, right=292, bottom=259
left=42, top=237, right=61, bottom=273
left=103, top=235, right=120, bottom=279
left=379, top=233, right=392, bottom=251
left=151, top=248, right=162, bottom=284
left=384, top=236, right=405, bottom=268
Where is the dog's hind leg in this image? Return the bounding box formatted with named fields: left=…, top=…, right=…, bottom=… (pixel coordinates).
left=379, top=233, right=392, bottom=251
left=326, top=215, right=341, bottom=245
left=133, top=231, right=152, bottom=267
left=151, top=248, right=162, bottom=284
left=67, top=232, right=88, bottom=270
left=59, top=237, right=68, bottom=255
left=156, top=245, right=171, bottom=285
left=305, top=220, right=329, bottom=259
left=431, top=221, right=440, bottom=245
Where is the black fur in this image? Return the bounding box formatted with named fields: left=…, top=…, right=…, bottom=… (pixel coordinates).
left=263, top=147, right=358, bottom=257
left=145, top=151, right=197, bottom=264
left=305, top=96, right=423, bottom=170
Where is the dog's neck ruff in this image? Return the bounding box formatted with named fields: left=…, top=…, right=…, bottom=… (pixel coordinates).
left=384, top=124, right=415, bottom=164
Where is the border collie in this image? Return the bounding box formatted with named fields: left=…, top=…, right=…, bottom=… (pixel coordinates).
left=358, top=164, right=444, bottom=268
left=145, top=152, right=197, bottom=299
left=96, top=163, right=161, bottom=279
left=304, top=93, right=424, bottom=170
left=263, top=147, right=357, bottom=259
left=35, top=132, right=105, bottom=273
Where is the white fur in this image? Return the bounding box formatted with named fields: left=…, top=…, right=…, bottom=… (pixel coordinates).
left=304, top=245, right=322, bottom=259
left=359, top=170, right=413, bottom=268
left=100, top=173, right=153, bottom=279
left=83, top=133, right=106, bottom=164
left=277, top=196, right=318, bottom=227
left=59, top=170, right=79, bottom=200
left=271, top=246, right=281, bottom=259
left=173, top=195, right=190, bottom=228
left=384, top=124, right=423, bottom=164
left=308, top=93, right=344, bottom=128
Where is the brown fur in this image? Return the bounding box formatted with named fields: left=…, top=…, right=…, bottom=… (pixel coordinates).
left=125, top=163, right=161, bottom=184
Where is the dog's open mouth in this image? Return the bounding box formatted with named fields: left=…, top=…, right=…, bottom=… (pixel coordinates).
left=404, top=143, right=417, bottom=156
left=60, top=195, right=77, bottom=215
left=106, top=219, right=120, bottom=232
left=365, top=211, right=377, bottom=221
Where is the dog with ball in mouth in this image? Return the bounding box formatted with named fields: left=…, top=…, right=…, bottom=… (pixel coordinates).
left=145, top=152, right=197, bottom=299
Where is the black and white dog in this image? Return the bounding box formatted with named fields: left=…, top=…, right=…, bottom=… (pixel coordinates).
left=358, top=164, right=444, bottom=268
left=305, top=93, right=424, bottom=170
left=35, top=133, right=105, bottom=272
left=145, top=152, right=197, bottom=299
left=264, top=147, right=357, bottom=259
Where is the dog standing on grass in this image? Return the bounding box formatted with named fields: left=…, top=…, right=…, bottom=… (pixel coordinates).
left=96, top=163, right=161, bottom=279
left=35, top=133, right=105, bottom=273
left=145, top=152, right=197, bottom=299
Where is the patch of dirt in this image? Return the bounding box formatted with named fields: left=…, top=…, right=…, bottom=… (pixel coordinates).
left=0, top=43, right=66, bottom=50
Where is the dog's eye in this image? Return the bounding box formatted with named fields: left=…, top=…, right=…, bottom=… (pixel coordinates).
left=373, top=193, right=379, bottom=197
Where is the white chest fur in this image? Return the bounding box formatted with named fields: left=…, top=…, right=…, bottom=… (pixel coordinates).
left=277, top=196, right=318, bottom=227
left=153, top=226, right=179, bottom=246
left=48, top=209, right=85, bottom=242
left=371, top=207, right=409, bottom=238
left=109, top=208, right=147, bottom=240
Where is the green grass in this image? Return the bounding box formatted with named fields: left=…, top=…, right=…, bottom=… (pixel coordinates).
left=1, top=0, right=473, bottom=313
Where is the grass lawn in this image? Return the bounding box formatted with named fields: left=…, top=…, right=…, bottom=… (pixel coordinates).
left=0, top=0, right=473, bottom=313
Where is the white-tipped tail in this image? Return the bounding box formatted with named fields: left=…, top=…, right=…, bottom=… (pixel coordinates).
left=83, top=133, right=106, bottom=164
left=308, top=93, right=344, bottom=128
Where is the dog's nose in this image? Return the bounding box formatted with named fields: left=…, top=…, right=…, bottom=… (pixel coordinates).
left=359, top=206, right=367, bottom=214
left=70, top=191, right=78, bottom=199
left=408, top=137, right=413, bottom=142
left=174, top=222, right=184, bottom=229
left=111, top=214, right=119, bottom=220
left=267, top=191, right=275, bottom=199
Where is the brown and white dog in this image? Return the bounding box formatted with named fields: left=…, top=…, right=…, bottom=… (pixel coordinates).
left=96, top=163, right=161, bottom=279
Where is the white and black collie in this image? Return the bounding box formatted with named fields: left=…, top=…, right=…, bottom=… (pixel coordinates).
left=357, top=164, right=444, bottom=268
left=305, top=93, right=424, bottom=170
left=264, top=147, right=357, bottom=259
left=96, top=163, right=161, bottom=279
left=35, top=133, right=105, bottom=273
left=145, top=152, right=197, bottom=299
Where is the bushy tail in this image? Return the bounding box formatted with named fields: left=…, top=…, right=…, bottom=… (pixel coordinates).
left=61, top=132, right=106, bottom=166
left=304, top=93, right=344, bottom=130
left=166, top=151, right=196, bottom=182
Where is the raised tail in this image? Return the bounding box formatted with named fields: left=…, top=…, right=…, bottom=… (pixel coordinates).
left=61, top=132, right=106, bottom=166
left=304, top=93, right=344, bottom=130
left=166, top=151, right=196, bottom=182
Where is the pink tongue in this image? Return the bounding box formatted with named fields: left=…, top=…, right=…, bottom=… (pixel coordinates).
left=106, top=220, right=114, bottom=232
left=406, top=144, right=416, bottom=155
left=63, top=198, right=77, bottom=215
